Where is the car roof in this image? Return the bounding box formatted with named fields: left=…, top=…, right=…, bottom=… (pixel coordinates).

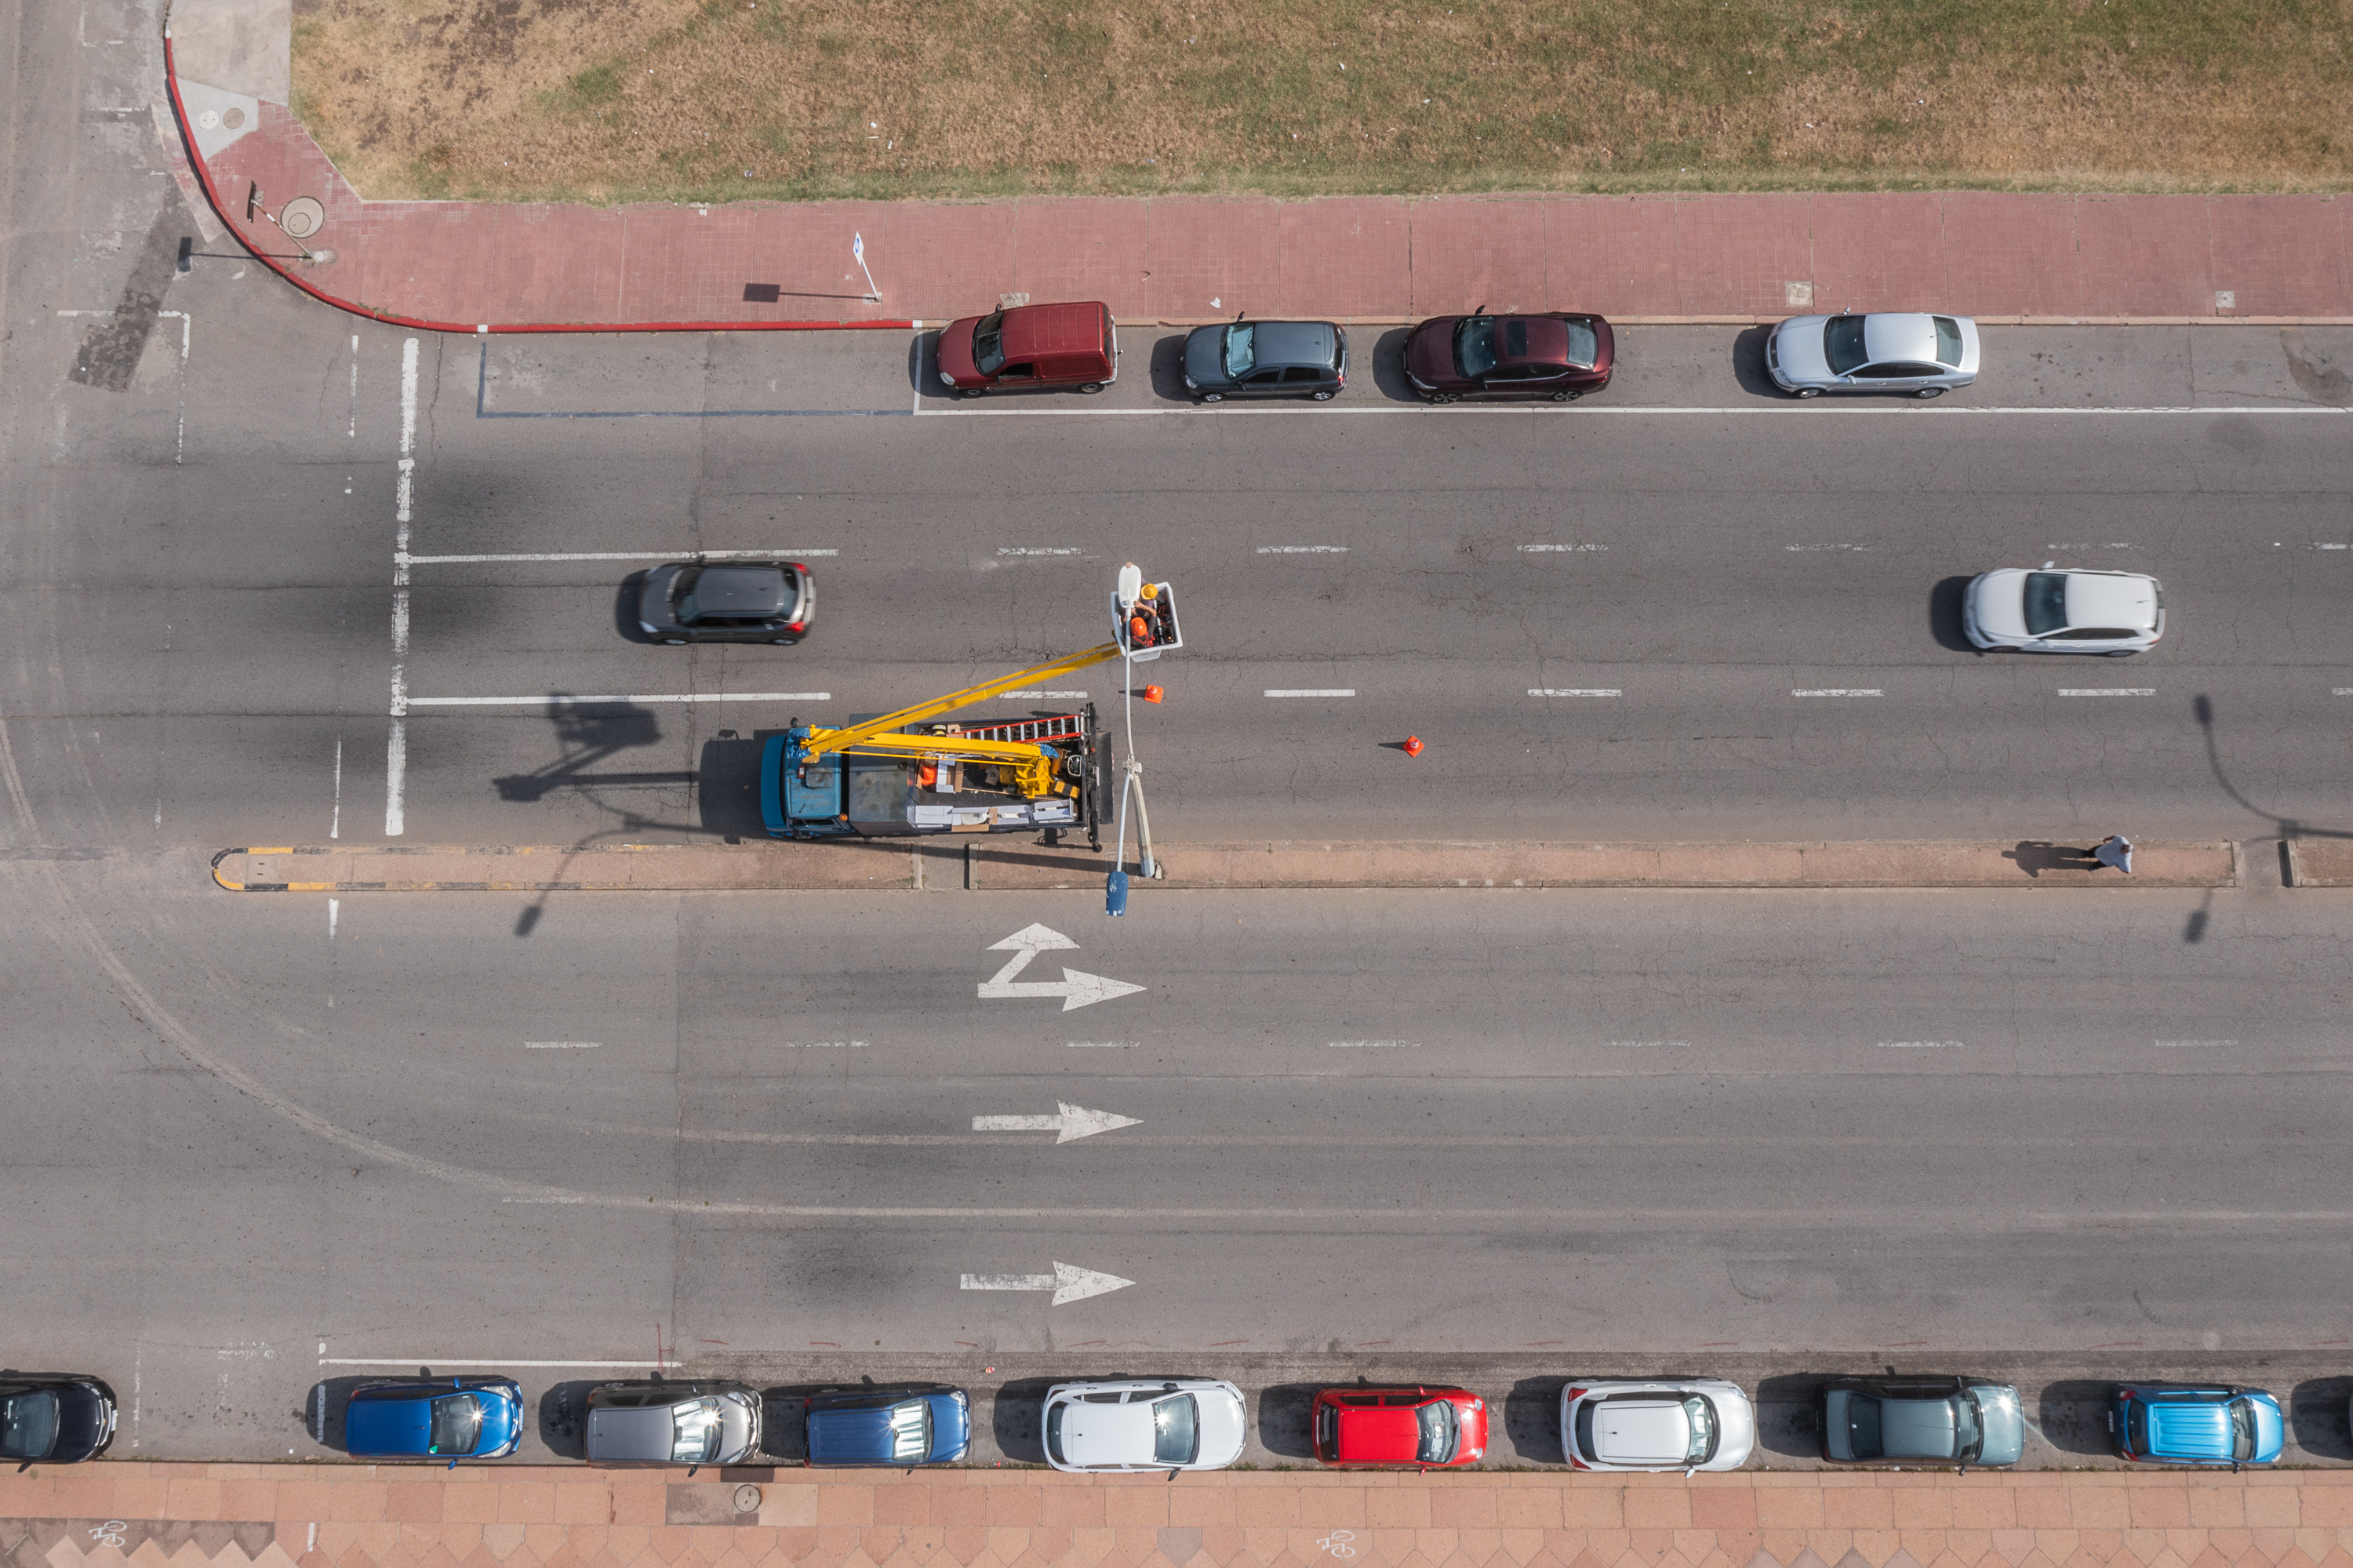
left=2145, top=1399, right=2235, bottom=1461
left=2063, top=572, right=2158, bottom=630
left=997, top=302, right=1109, bottom=357
left=1876, top=1395, right=1961, bottom=1457
left=1861, top=313, right=1941, bottom=364
left=806, top=1399, right=922, bottom=1463
left=1497, top=315, right=1573, bottom=367
left=1247, top=320, right=1340, bottom=367
left=345, top=1390, right=437, bottom=1453
left=1591, top=1399, right=1693, bottom=1464
left=586, top=1404, right=678, bottom=1461
left=1333, top=1405, right=1424, bottom=1464
left=1060, top=1399, right=1160, bottom=1465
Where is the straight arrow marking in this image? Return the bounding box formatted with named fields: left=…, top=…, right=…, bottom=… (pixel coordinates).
left=958, top=1260, right=1137, bottom=1304
left=971, top=1103, right=1144, bottom=1141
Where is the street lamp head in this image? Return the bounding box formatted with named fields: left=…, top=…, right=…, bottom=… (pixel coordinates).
left=1116, top=562, right=1143, bottom=613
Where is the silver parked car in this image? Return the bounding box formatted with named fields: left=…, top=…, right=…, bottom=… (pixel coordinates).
left=1768, top=312, right=1978, bottom=398
left=1964, top=565, right=2163, bottom=655
left=1821, top=1376, right=2026, bottom=1469
left=1042, top=1378, right=1247, bottom=1472
left=1560, top=1379, right=1756, bottom=1473
left=583, top=1380, right=762, bottom=1468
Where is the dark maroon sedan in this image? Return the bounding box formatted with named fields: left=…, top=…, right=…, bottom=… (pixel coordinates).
left=1404, top=311, right=1613, bottom=403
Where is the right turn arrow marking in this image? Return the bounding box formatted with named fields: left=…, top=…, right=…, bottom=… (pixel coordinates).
left=971, top=1101, right=1144, bottom=1143
left=959, top=1260, right=1137, bottom=1305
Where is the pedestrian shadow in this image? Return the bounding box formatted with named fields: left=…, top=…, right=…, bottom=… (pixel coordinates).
left=1928, top=576, right=1977, bottom=653
left=2002, top=840, right=2100, bottom=879
left=2195, top=693, right=2353, bottom=839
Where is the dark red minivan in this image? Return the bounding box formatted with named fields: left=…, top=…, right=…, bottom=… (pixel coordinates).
left=936, top=301, right=1119, bottom=397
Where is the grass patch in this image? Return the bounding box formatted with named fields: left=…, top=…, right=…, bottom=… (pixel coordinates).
left=286, top=0, right=2353, bottom=205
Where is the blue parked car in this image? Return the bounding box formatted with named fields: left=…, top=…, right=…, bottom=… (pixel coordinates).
left=346, top=1377, right=525, bottom=1464
left=2109, top=1384, right=2283, bottom=1468
left=803, top=1387, right=970, bottom=1467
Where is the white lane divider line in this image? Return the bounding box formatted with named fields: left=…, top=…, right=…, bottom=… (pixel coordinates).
left=1257, top=545, right=1350, bottom=554
left=1794, top=689, right=1882, bottom=697
left=402, top=548, right=837, bottom=565
left=1329, top=1040, right=1418, bottom=1048
left=2046, top=542, right=2136, bottom=550
left=1881, top=1040, right=1965, bottom=1048
left=2314, top=543, right=2351, bottom=551
left=2057, top=688, right=2155, bottom=697
left=526, top=1041, right=602, bottom=1049
left=2155, top=1039, right=2238, bottom=1048
left=2335, top=689, right=2353, bottom=697
left=1067, top=1040, right=1140, bottom=1048
left=784, top=1041, right=869, bottom=1049
left=999, top=689, right=1088, bottom=699
left=327, top=898, right=338, bottom=940
left=1609, top=1040, right=1691, bottom=1048
left=385, top=337, right=420, bottom=838
left=1520, top=543, right=1606, bottom=552
left=1531, top=688, right=1621, bottom=697
left=1266, top=688, right=1356, bottom=697
left=998, top=547, right=1083, bottom=556
left=959, top=1260, right=1135, bottom=1304
left=405, top=691, right=831, bottom=707
left=971, top=1102, right=1141, bottom=1143
left=329, top=738, right=343, bottom=840
left=1786, top=543, right=1868, bottom=552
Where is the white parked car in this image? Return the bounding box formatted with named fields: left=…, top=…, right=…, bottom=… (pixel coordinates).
left=1560, top=1379, right=1757, bottom=1472
left=1042, top=1378, right=1247, bottom=1472
left=1768, top=312, right=1978, bottom=398
left=1964, top=566, right=2164, bottom=655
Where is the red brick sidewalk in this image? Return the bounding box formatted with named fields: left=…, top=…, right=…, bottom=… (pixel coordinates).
left=161, top=29, right=2353, bottom=334
left=9, top=1463, right=2353, bottom=1568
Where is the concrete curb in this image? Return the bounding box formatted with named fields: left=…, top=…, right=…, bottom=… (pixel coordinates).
left=211, top=839, right=2242, bottom=893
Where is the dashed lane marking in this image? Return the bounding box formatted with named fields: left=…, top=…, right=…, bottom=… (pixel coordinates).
left=1531, top=688, right=1621, bottom=697
left=1265, top=689, right=1355, bottom=697
left=1881, top=1040, right=1966, bottom=1048
left=1257, top=545, right=1350, bottom=554
left=2057, top=688, right=2156, bottom=697
left=525, top=1041, right=601, bottom=1050
left=1794, top=689, right=1883, bottom=697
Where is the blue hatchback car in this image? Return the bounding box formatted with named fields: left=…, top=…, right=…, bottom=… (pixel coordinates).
left=2109, top=1384, right=2283, bottom=1468
left=803, top=1387, right=970, bottom=1467
left=346, top=1377, right=525, bottom=1464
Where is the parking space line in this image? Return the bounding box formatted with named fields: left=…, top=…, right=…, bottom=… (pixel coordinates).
left=406, top=691, right=831, bottom=707
left=402, top=549, right=837, bottom=565
left=910, top=402, right=2353, bottom=418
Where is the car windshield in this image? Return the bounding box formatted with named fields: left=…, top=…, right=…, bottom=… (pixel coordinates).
left=1455, top=316, right=1501, bottom=378
left=429, top=1394, right=483, bottom=1456
left=1955, top=1391, right=1985, bottom=1461
left=2126, top=1401, right=2149, bottom=1452
left=1846, top=1395, right=1884, bottom=1459
left=0, top=1391, right=59, bottom=1459
left=1681, top=1395, right=1717, bottom=1463
left=1825, top=315, right=1871, bottom=375
left=1044, top=1403, right=1067, bottom=1465
left=1416, top=1399, right=1459, bottom=1464
left=1223, top=323, right=1256, bottom=380
left=1151, top=1394, right=1199, bottom=1465
left=972, top=311, right=1007, bottom=376
left=1934, top=316, right=1964, bottom=367
left=671, top=1397, right=724, bottom=1463
left=1563, top=320, right=1599, bottom=370
left=2231, top=1399, right=2256, bottom=1461
left=886, top=1399, right=931, bottom=1462
left=2024, top=572, right=2071, bottom=636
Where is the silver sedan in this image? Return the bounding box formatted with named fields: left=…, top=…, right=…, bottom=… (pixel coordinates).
left=1768, top=312, right=1979, bottom=398
left=1964, top=565, right=2164, bottom=655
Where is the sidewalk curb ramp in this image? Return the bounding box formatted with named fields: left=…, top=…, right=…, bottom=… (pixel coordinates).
left=212, top=839, right=2242, bottom=893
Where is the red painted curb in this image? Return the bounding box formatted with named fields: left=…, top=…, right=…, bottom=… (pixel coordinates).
left=162, top=33, right=915, bottom=337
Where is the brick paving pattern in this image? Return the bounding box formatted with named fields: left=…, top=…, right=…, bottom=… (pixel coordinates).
left=165, top=47, right=2353, bottom=332
left=10, top=1465, right=2353, bottom=1568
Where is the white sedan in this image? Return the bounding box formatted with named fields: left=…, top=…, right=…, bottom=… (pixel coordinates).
left=1768, top=312, right=1978, bottom=397
left=1561, top=1379, right=1756, bottom=1472
left=1042, top=1379, right=1247, bottom=1472
left=1965, top=566, right=2164, bottom=655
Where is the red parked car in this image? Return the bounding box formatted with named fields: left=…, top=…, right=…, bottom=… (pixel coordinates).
left=936, top=301, right=1118, bottom=397
left=1311, top=1386, right=1487, bottom=1469
left=1404, top=310, right=1613, bottom=403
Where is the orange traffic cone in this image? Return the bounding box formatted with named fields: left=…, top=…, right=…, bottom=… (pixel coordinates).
left=1402, top=736, right=1424, bottom=758
left=1143, top=684, right=1163, bottom=703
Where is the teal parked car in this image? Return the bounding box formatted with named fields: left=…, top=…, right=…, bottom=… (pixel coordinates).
left=2110, top=1384, right=2284, bottom=1468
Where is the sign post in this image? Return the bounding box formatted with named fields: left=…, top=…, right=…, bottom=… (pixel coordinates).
left=852, top=232, right=879, bottom=300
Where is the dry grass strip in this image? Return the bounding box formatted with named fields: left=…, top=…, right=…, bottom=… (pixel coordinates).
left=289, top=0, right=2353, bottom=205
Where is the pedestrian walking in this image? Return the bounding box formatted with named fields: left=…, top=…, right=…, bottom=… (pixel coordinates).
left=2090, top=833, right=2133, bottom=873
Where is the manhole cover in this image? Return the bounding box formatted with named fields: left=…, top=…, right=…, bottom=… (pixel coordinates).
left=731, top=1484, right=762, bottom=1515
left=223, top=107, right=245, bottom=129
left=280, top=196, right=325, bottom=238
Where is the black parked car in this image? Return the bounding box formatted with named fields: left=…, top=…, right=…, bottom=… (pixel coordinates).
left=638, top=561, right=812, bottom=645
left=1183, top=318, right=1347, bottom=402
left=0, top=1373, right=117, bottom=1464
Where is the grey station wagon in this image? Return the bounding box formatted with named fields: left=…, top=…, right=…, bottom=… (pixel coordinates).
left=1820, top=1375, right=2024, bottom=1469
left=1183, top=318, right=1347, bottom=402
left=584, top=1381, right=762, bottom=1468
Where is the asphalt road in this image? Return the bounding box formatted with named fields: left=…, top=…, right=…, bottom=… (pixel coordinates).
left=5, top=0, right=2353, bottom=1468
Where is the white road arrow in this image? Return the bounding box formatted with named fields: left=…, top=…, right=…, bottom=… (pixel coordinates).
left=959, top=1260, right=1137, bottom=1305
left=978, top=924, right=1147, bottom=1012
left=972, top=1101, right=1144, bottom=1143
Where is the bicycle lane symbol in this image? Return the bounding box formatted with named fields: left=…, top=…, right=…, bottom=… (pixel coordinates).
left=1315, top=1531, right=1357, bottom=1559
left=89, top=1523, right=128, bottom=1549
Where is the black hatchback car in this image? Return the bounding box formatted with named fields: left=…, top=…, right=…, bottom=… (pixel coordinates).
left=638, top=561, right=812, bottom=645
left=1183, top=318, right=1347, bottom=402
left=0, top=1373, right=117, bottom=1464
